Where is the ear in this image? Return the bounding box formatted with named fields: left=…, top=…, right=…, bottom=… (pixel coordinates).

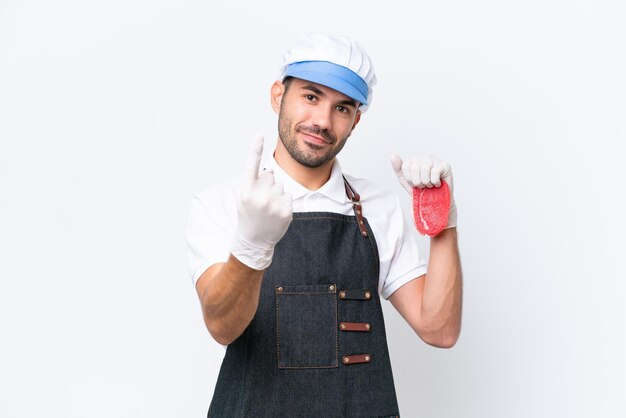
left=270, top=81, right=285, bottom=114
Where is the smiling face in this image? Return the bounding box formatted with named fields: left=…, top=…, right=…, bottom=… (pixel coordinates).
left=271, top=77, right=362, bottom=169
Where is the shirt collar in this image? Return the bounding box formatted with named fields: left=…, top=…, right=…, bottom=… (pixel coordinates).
left=266, top=157, right=349, bottom=204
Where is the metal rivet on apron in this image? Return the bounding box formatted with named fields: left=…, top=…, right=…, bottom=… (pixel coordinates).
left=343, top=356, right=350, bottom=364
left=365, top=323, right=370, bottom=330
left=365, top=355, right=370, bottom=361
left=340, top=323, right=346, bottom=330
left=329, top=285, right=335, bottom=291
left=365, top=291, right=371, bottom=299
left=339, top=291, right=346, bottom=299
left=277, top=286, right=283, bottom=293
left=359, top=220, right=364, bottom=224
left=356, top=209, right=361, bottom=215
left=361, top=231, right=367, bottom=236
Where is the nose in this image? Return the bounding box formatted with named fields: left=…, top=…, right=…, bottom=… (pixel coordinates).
left=309, top=105, right=333, bottom=131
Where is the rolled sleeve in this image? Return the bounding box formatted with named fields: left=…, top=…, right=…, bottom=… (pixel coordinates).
left=380, top=265, right=427, bottom=299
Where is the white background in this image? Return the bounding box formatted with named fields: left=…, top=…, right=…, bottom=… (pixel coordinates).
left=1, top=1, right=625, bottom=417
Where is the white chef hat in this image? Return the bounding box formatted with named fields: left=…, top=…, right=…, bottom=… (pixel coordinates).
left=280, top=34, right=377, bottom=112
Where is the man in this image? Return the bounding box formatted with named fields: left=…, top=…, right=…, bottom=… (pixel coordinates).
left=186, top=34, right=462, bottom=417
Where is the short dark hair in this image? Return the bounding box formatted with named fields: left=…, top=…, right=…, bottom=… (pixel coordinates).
left=282, top=76, right=294, bottom=93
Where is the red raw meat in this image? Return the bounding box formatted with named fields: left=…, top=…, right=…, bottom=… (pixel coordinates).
left=412, top=180, right=450, bottom=237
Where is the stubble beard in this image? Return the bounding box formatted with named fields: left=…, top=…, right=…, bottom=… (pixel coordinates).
left=278, top=103, right=350, bottom=169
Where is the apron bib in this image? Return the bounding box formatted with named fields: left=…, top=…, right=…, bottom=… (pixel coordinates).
left=208, top=179, right=400, bottom=417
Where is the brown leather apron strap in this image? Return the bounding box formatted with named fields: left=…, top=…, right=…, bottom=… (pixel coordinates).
left=342, top=354, right=371, bottom=365
left=343, top=175, right=368, bottom=237
left=339, top=322, right=371, bottom=332
left=339, top=289, right=372, bottom=300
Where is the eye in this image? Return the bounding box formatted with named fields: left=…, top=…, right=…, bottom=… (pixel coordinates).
left=304, top=94, right=317, bottom=101
left=336, top=105, right=350, bottom=114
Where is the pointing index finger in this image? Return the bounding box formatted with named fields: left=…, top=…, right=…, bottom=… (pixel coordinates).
left=246, top=135, right=265, bottom=182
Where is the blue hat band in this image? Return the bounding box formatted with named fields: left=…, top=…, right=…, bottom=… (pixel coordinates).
left=284, top=61, right=369, bottom=105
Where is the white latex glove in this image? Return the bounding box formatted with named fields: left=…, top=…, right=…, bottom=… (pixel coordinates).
left=390, top=153, right=457, bottom=230
left=231, top=136, right=293, bottom=270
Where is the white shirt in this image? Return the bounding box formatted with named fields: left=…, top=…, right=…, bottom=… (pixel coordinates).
left=185, top=158, right=427, bottom=299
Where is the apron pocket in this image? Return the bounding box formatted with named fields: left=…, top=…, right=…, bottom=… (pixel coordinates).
left=275, top=283, right=338, bottom=369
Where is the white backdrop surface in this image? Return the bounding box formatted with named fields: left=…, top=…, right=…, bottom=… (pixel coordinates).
left=1, top=1, right=625, bottom=417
